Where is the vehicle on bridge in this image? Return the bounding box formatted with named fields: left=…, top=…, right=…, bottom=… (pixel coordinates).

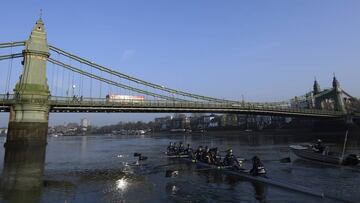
left=106, top=94, right=145, bottom=103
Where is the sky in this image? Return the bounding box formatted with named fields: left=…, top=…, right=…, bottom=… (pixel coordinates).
left=0, top=0, right=359, bottom=126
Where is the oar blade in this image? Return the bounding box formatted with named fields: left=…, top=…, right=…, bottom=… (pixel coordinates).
left=279, top=157, right=291, bottom=163
left=165, top=170, right=179, bottom=178
left=139, top=156, right=148, bottom=161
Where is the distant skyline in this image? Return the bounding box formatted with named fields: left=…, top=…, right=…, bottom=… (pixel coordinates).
left=1, top=0, right=359, bottom=126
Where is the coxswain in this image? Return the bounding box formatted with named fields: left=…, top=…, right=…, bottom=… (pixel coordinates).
left=223, top=149, right=241, bottom=169
left=250, top=156, right=266, bottom=176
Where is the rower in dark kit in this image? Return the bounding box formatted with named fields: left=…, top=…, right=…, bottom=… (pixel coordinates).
left=209, top=148, right=221, bottom=165
left=178, top=142, right=185, bottom=154
left=185, top=144, right=192, bottom=153
left=185, top=144, right=193, bottom=156
left=250, top=156, right=266, bottom=176
left=173, top=142, right=178, bottom=153
left=202, top=146, right=211, bottom=163
left=222, top=149, right=241, bottom=170
left=194, top=146, right=203, bottom=160
left=167, top=142, right=175, bottom=154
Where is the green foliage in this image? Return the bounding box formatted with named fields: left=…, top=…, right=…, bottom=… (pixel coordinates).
left=91, top=121, right=155, bottom=134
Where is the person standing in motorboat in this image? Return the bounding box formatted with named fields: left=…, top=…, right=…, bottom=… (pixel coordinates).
left=313, top=139, right=326, bottom=154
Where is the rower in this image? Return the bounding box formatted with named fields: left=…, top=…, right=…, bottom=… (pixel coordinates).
left=194, top=146, right=203, bottom=160
left=178, top=142, right=185, bottom=154
left=167, top=142, right=174, bottom=153
left=173, top=142, right=178, bottom=154
left=313, top=139, right=325, bottom=154
left=202, top=146, right=211, bottom=163
left=209, top=148, right=221, bottom=165
left=222, top=149, right=241, bottom=169
left=185, top=144, right=192, bottom=154
left=250, top=156, right=266, bottom=176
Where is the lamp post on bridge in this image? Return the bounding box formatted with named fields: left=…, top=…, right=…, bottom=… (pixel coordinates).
left=72, top=84, right=76, bottom=97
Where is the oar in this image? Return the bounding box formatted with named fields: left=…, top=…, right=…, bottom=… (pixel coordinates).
left=165, top=166, right=236, bottom=177
left=264, top=157, right=291, bottom=163
left=238, top=157, right=291, bottom=163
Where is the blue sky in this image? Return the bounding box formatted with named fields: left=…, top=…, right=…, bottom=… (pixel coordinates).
left=0, top=0, right=359, bottom=126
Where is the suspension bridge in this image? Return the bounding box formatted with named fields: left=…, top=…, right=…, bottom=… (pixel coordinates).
left=0, top=18, right=357, bottom=146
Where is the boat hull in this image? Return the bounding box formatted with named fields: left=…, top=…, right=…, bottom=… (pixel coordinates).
left=290, top=145, right=342, bottom=165
left=180, top=157, right=324, bottom=198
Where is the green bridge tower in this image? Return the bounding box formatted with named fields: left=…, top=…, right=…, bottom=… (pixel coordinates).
left=6, top=17, right=50, bottom=147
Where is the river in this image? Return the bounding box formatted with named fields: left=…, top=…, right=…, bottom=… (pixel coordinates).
left=0, top=131, right=359, bottom=203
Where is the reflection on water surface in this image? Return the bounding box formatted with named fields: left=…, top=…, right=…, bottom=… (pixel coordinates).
left=0, top=131, right=359, bottom=202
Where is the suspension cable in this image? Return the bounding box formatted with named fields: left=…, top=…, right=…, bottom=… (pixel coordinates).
left=0, top=41, right=25, bottom=49
left=49, top=45, right=234, bottom=103
left=47, top=58, right=188, bottom=101
left=7, top=46, right=14, bottom=93
left=0, top=53, right=23, bottom=61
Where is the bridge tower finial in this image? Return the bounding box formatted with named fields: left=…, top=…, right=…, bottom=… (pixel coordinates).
left=332, top=73, right=340, bottom=89
left=39, top=9, right=43, bottom=20
left=313, top=77, right=320, bottom=95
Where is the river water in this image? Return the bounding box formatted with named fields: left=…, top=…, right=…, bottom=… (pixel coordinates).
left=0, top=131, right=359, bottom=203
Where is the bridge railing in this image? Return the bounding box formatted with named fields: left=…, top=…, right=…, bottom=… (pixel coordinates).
left=48, top=96, right=343, bottom=116
left=0, top=94, right=345, bottom=116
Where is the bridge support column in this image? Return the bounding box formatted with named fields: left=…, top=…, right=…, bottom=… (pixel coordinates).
left=5, top=17, right=50, bottom=147
left=6, top=104, right=49, bottom=147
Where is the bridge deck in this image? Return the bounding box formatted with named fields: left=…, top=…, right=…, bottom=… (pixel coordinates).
left=0, top=95, right=345, bottom=118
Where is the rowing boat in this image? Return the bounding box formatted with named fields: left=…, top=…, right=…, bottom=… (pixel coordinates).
left=165, top=152, right=324, bottom=198
left=290, top=145, right=359, bottom=166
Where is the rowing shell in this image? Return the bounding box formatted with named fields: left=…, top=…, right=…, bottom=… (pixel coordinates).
left=181, top=157, right=325, bottom=198
left=165, top=152, right=246, bottom=162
